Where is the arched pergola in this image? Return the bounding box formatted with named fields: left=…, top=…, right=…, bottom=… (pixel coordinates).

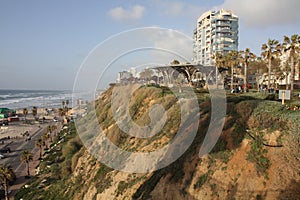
left=152, top=64, right=222, bottom=88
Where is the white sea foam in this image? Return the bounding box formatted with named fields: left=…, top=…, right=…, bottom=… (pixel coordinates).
left=0, top=90, right=79, bottom=109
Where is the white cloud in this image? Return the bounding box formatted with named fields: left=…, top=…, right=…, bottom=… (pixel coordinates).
left=108, top=5, right=145, bottom=22
left=150, top=0, right=206, bottom=18
left=220, top=0, right=300, bottom=27
left=163, top=2, right=184, bottom=16
left=150, top=29, right=193, bottom=63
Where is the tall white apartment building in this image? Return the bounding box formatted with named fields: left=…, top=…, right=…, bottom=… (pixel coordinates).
left=193, top=9, right=239, bottom=66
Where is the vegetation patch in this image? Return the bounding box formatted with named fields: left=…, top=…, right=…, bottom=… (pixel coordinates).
left=211, top=150, right=232, bottom=164
left=194, top=170, right=214, bottom=189
left=93, top=164, right=113, bottom=193
left=15, top=123, right=85, bottom=200
left=247, top=133, right=270, bottom=174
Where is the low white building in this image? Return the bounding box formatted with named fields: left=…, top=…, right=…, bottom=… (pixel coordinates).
left=116, top=71, right=133, bottom=83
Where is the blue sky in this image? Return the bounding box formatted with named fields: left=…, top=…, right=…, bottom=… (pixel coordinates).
left=1, top=0, right=300, bottom=90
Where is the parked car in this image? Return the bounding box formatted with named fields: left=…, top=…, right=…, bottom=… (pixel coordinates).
left=0, top=154, right=6, bottom=159
left=0, top=119, right=8, bottom=126
left=0, top=147, right=11, bottom=153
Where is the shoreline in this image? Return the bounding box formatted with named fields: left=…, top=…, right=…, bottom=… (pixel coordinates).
left=0, top=104, right=86, bottom=142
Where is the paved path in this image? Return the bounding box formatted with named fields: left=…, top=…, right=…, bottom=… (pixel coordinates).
left=0, top=121, right=59, bottom=199
left=0, top=126, right=44, bottom=171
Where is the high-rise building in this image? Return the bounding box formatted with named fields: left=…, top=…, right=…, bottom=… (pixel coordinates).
left=129, top=67, right=137, bottom=78
left=193, top=9, right=239, bottom=66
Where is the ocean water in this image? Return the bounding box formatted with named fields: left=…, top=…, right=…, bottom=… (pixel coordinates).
left=0, top=90, right=75, bottom=109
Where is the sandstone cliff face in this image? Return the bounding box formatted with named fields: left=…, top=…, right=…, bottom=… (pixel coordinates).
left=15, top=87, right=300, bottom=200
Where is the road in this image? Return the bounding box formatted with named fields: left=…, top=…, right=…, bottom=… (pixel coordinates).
left=0, top=121, right=57, bottom=176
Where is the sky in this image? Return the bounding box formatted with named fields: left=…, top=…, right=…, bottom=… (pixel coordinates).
left=0, top=0, right=300, bottom=90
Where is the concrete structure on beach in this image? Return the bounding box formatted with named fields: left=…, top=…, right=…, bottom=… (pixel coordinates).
left=193, top=9, right=238, bottom=66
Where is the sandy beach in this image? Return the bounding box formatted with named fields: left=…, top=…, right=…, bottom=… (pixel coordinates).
left=0, top=107, right=57, bottom=141
left=0, top=104, right=85, bottom=143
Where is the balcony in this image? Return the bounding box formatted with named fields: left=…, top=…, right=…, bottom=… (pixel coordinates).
left=216, top=20, right=231, bottom=26
left=216, top=29, right=231, bottom=34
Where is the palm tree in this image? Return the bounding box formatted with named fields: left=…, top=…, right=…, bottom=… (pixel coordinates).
left=23, top=108, right=28, bottom=121
left=212, top=52, right=226, bottom=88
left=239, top=48, right=256, bottom=92
left=249, top=57, right=267, bottom=91
left=272, top=57, right=283, bottom=89
left=139, top=68, right=154, bottom=84
left=42, top=132, right=50, bottom=149
left=20, top=150, right=33, bottom=177
left=58, top=108, right=65, bottom=117
left=62, top=100, right=65, bottom=109
left=225, top=51, right=239, bottom=91
left=35, top=138, right=44, bottom=159
left=214, top=52, right=227, bottom=71
left=0, top=163, right=15, bottom=200
left=65, top=100, right=70, bottom=114
left=282, top=34, right=300, bottom=96
left=283, top=61, right=291, bottom=90
left=32, top=106, right=38, bottom=120
left=47, top=125, right=54, bottom=142
left=261, top=39, right=280, bottom=90
left=171, top=59, right=180, bottom=65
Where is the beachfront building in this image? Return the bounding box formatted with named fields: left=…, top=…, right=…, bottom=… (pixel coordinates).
left=116, top=68, right=142, bottom=85
left=0, top=108, right=16, bottom=117
left=116, top=70, right=133, bottom=83
left=193, top=9, right=239, bottom=66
